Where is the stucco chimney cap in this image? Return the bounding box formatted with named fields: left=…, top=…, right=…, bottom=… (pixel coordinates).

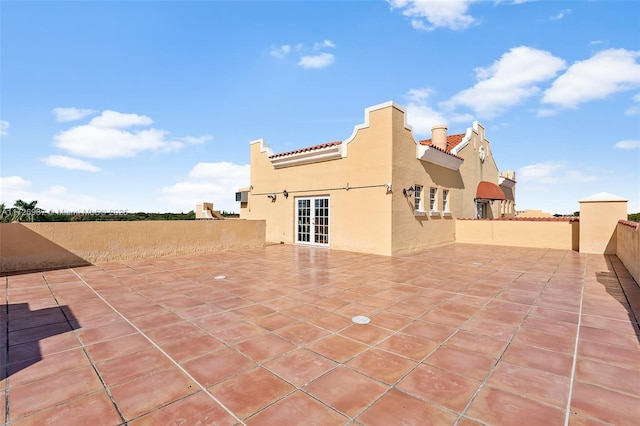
left=431, top=124, right=448, bottom=131
left=579, top=192, right=628, bottom=203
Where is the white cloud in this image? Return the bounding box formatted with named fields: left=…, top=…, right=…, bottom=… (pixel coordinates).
left=54, top=126, right=179, bottom=159
left=36, top=186, right=106, bottom=211
left=536, top=109, right=558, bottom=118
left=42, top=155, right=101, bottom=172
left=178, top=135, right=213, bottom=145
left=625, top=92, right=640, bottom=115
left=442, top=46, right=566, bottom=118
left=388, top=0, right=477, bottom=31
left=404, top=88, right=447, bottom=135
left=270, top=44, right=291, bottom=59
left=53, top=110, right=208, bottom=159
left=403, top=87, right=473, bottom=136
left=313, top=40, right=335, bottom=50
left=543, top=48, right=640, bottom=109
left=0, top=175, right=113, bottom=211
left=1, top=175, right=32, bottom=193
left=615, top=140, right=640, bottom=150
left=298, top=53, right=335, bottom=69
left=161, top=161, right=250, bottom=213
left=274, top=40, right=337, bottom=69
left=550, top=9, right=571, bottom=21
left=518, top=161, right=597, bottom=188
left=52, top=107, right=96, bottom=122
left=89, top=110, right=153, bottom=128
left=0, top=120, right=8, bottom=136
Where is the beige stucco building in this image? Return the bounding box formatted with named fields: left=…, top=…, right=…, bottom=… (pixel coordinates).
left=238, top=102, right=516, bottom=256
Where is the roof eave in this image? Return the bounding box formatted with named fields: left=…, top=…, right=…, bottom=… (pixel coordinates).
left=417, top=146, right=464, bottom=170
left=270, top=145, right=343, bottom=169
left=499, top=176, right=516, bottom=188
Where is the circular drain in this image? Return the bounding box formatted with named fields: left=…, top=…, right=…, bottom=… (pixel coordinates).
left=214, top=275, right=226, bottom=280
left=351, top=315, right=371, bottom=324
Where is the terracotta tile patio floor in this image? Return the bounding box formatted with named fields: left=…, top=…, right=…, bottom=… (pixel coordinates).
left=2, top=243, right=639, bottom=425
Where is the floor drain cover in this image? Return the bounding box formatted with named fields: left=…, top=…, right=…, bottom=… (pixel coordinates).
left=351, top=315, right=370, bottom=324
left=214, top=275, right=226, bottom=280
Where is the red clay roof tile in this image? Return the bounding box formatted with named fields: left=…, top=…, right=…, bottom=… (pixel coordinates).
left=269, top=142, right=342, bottom=159
left=419, top=134, right=465, bottom=152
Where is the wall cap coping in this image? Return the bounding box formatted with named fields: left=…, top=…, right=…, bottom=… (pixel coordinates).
left=458, top=217, right=579, bottom=222
left=579, top=192, right=628, bottom=203
left=619, top=220, right=639, bottom=230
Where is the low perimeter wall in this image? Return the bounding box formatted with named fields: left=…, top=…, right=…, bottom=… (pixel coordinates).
left=455, top=218, right=580, bottom=251
left=617, top=220, right=640, bottom=285
left=0, top=220, right=266, bottom=273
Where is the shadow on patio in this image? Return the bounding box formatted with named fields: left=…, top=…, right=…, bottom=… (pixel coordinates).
left=3, top=303, right=80, bottom=381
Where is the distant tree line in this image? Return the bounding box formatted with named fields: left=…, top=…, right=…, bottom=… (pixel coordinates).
left=0, top=200, right=238, bottom=223
left=1, top=199, right=635, bottom=223
left=559, top=211, right=640, bottom=222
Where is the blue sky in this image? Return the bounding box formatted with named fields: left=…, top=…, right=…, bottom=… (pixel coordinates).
left=1, top=0, right=639, bottom=215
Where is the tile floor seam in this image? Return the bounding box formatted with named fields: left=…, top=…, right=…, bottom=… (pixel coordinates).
left=347, top=266, right=534, bottom=423
left=453, top=253, right=559, bottom=425
left=563, top=253, right=588, bottom=426
left=352, top=259, right=543, bottom=420
left=84, top=273, right=325, bottom=357
left=40, top=273, right=128, bottom=425
left=255, top=341, right=395, bottom=423
left=261, top=330, right=358, bottom=365
left=347, top=287, right=468, bottom=360
left=69, top=268, right=247, bottom=426
left=4, top=275, right=9, bottom=426
left=239, top=387, right=341, bottom=424
left=121, top=391, right=204, bottom=425
left=123, top=275, right=349, bottom=326
left=7, top=246, right=633, bottom=425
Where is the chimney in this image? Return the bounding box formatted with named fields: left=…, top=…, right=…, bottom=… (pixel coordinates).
left=431, top=124, right=448, bottom=151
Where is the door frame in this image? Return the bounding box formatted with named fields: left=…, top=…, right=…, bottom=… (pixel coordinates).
left=295, top=196, right=330, bottom=246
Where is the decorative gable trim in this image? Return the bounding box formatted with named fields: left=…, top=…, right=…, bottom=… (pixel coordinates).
left=450, top=121, right=478, bottom=156
left=258, top=101, right=408, bottom=169
left=341, top=101, right=410, bottom=157
left=251, top=138, right=275, bottom=156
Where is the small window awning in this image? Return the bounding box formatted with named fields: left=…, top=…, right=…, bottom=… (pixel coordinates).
left=475, top=181, right=506, bottom=200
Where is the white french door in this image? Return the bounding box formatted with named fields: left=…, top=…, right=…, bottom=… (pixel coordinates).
left=296, top=197, right=330, bottom=246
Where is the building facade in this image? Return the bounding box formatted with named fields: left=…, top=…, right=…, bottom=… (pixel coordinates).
left=238, top=102, right=516, bottom=256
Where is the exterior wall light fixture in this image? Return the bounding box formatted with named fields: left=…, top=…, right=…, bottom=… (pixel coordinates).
left=267, top=193, right=277, bottom=202
left=283, top=190, right=289, bottom=198
left=403, top=186, right=415, bottom=197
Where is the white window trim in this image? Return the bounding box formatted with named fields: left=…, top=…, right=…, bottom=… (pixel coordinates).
left=429, top=187, right=438, bottom=213
left=442, top=189, right=450, bottom=214
left=414, top=185, right=424, bottom=213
